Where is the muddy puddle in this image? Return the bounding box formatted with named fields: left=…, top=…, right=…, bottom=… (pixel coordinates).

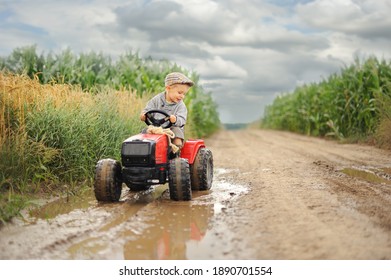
left=341, top=166, right=391, bottom=185
left=20, top=168, right=248, bottom=260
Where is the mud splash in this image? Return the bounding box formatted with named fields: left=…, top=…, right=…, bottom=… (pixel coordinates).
left=22, top=168, right=248, bottom=259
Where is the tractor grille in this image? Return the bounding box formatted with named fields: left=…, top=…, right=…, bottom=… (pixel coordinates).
left=121, top=141, right=155, bottom=167
left=122, top=142, right=150, bottom=155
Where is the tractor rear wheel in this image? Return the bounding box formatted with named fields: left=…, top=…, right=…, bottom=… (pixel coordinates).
left=94, top=159, right=122, bottom=202
left=190, top=148, right=213, bottom=191
left=168, top=158, right=192, bottom=201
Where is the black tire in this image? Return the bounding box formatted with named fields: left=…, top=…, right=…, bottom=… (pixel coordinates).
left=94, top=159, right=122, bottom=202
left=168, top=158, right=192, bottom=201
left=190, top=148, right=213, bottom=191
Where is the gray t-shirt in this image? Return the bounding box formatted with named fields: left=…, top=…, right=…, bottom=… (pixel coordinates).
left=142, top=91, right=187, bottom=128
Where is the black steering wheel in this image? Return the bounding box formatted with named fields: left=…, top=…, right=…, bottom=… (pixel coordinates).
left=144, top=110, right=172, bottom=129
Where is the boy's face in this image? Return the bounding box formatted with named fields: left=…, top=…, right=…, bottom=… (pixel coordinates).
left=165, top=84, right=191, bottom=103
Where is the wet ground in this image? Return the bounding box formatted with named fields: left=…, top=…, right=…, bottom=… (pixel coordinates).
left=0, top=168, right=248, bottom=259
left=1, top=128, right=391, bottom=259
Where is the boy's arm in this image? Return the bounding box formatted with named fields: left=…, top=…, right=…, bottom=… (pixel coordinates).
left=173, top=105, right=187, bottom=127
left=141, top=94, right=162, bottom=120
left=142, top=96, right=159, bottom=114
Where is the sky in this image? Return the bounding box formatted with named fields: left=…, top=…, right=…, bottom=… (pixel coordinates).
left=1, top=0, right=391, bottom=123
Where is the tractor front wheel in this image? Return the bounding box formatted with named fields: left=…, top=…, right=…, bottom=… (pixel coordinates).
left=94, top=159, right=122, bottom=202
left=168, top=158, right=192, bottom=201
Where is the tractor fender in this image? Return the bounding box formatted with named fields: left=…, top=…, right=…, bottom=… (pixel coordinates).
left=180, top=139, right=206, bottom=164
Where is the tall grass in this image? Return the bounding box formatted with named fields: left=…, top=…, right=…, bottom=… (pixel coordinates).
left=262, top=56, right=391, bottom=147
left=1, top=72, right=146, bottom=182
left=0, top=73, right=146, bottom=222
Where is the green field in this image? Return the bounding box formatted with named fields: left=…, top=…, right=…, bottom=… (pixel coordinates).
left=262, top=56, right=391, bottom=148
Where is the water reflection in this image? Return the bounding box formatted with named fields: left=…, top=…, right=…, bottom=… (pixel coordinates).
left=123, top=198, right=213, bottom=260
left=121, top=170, right=248, bottom=260
left=29, top=191, right=95, bottom=220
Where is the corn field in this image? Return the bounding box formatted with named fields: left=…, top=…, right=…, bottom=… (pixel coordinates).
left=262, top=56, right=391, bottom=148
left=0, top=46, right=220, bottom=223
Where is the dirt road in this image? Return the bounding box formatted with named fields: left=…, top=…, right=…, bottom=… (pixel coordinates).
left=208, top=129, right=391, bottom=259
left=1, top=129, right=391, bottom=259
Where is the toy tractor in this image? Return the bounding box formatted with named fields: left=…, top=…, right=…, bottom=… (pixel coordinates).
left=93, top=110, right=213, bottom=201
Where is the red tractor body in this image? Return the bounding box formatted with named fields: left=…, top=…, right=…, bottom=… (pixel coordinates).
left=181, top=139, right=206, bottom=164
left=120, top=133, right=206, bottom=188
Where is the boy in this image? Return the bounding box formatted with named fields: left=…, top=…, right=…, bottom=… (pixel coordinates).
left=140, top=72, right=194, bottom=150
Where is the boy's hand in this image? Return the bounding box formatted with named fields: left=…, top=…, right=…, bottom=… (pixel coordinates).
left=140, top=113, right=146, bottom=121
left=170, top=115, right=176, bottom=124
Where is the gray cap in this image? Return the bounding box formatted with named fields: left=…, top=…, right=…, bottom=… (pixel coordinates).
left=165, top=72, right=194, bottom=87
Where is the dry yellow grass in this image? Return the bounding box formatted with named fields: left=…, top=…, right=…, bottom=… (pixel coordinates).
left=0, top=73, right=146, bottom=146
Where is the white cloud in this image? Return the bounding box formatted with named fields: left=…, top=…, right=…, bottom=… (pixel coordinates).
left=1, top=0, right=391, bottom=122
left=196, top=56, right=248, bottom=80
left=296, top=0, right=391, bottom=39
